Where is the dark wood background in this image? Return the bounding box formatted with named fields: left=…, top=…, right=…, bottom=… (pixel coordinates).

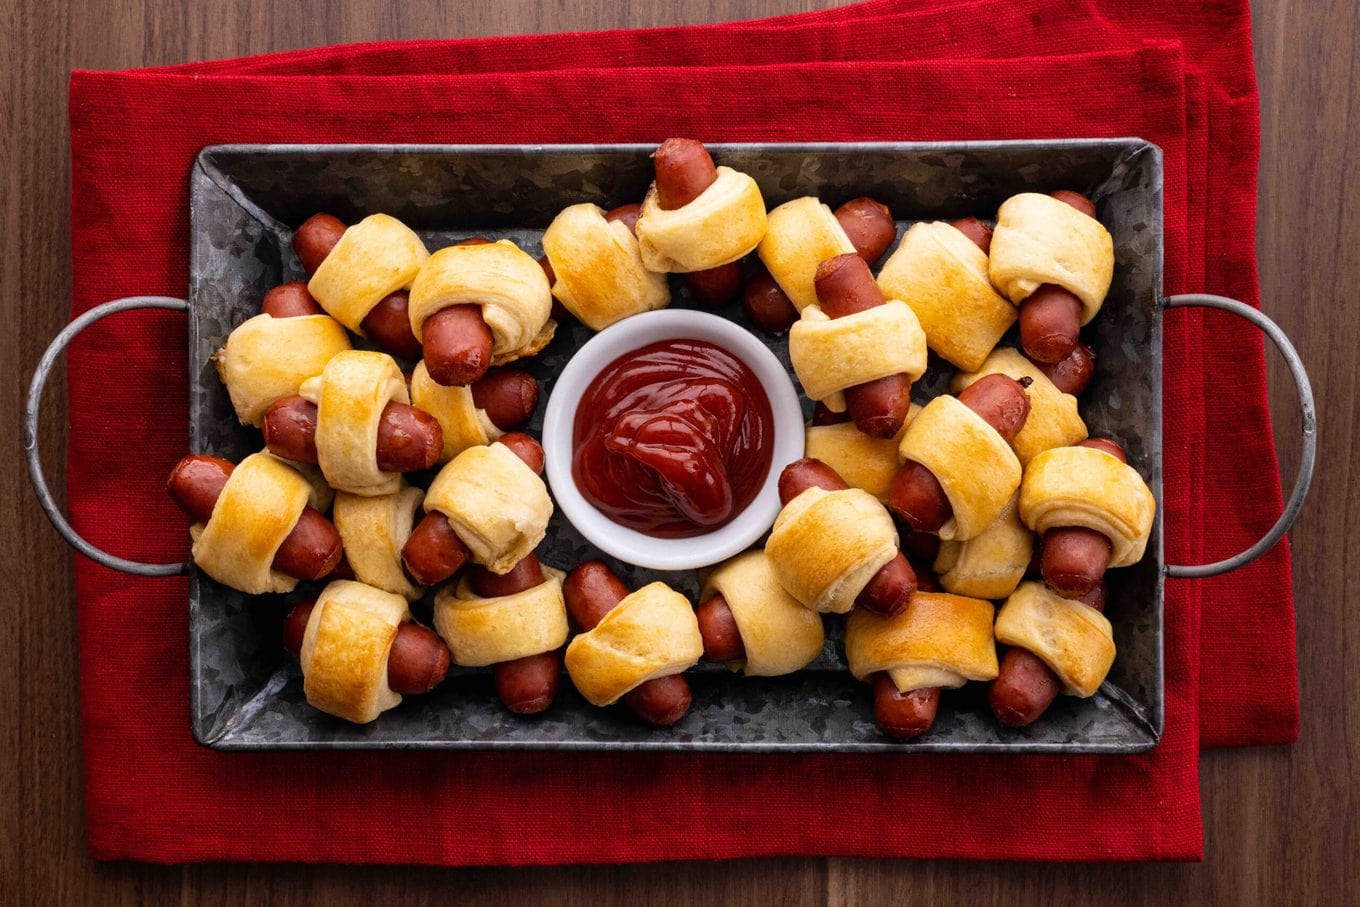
left=3, top=1, right=1355, bottom=903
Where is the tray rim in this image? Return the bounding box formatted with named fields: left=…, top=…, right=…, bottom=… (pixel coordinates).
left=188, top=138, right=1165, bottom=754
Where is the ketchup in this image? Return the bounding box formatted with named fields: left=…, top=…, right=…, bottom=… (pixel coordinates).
left=572, top=339, right=775, bottom=538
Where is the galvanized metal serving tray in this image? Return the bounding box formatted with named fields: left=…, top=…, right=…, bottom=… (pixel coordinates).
left=26, top=141, right=1316, bottom=754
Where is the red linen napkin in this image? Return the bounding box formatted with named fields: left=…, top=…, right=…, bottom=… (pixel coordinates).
left=87, top=0, right=1294, bottom=749
left=62, top=0, right=1291, bottom=864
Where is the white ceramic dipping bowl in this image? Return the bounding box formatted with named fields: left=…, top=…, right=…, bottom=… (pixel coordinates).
left=542, top=309, right=805, bottom=572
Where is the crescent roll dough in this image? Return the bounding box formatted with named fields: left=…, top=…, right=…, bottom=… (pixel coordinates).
left=285, top=459, right=335, bottom=515
left=988, top=193, right=1114, bottom=324
left=564, top=582, right=702, bottom=707
left=408, top=360, right=502, bottom=463
left=952, top=348, right=1087, bottom=464
left=1019, top=445, right=1156, bottom=568
left=298, top=350, right=408, bottom=497
left=876, top=221, right=1017, bottom=372
left=407, top=239, right=554, bottom=363
left=634, top=166, right=767, bottom=272
left=423, top=442, right=552, bottom=574
left=433, top=568, right=568, bottom=667
left=306, top=214, right=429, bottom=333
left=803, top=409, right=914, bottom=502
left=788, top=301, right=927, bottom=413
left=756, top=197, right=856, bottom=313
left=765, top=486, right=898, bottom=614
left=300, top=580, right=411, bottom=724
left=333, top=482, right=424, bottom=599
left=215, top=313, right=352, bottom=426
left=846, top=592, right=999, bottom=693
left=898, top=395, right=1022, bottom=541
left=432, top=568, right=565, bottom=666
left=995, top=581, right=1115, bottom=697
left=933, top=495, right=1032, bottom=600
left=542, top=203, right=670, bottom=330
left=189, top=452, right=313, bottom=595
left=700, top=551, right=825, bottom=676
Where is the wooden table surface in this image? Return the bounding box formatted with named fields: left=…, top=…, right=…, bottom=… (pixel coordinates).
left=3, top=1, right=1355, bottom=903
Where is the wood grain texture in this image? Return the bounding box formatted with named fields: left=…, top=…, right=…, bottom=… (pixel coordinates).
left=1, top=0, right=1355, bottom=903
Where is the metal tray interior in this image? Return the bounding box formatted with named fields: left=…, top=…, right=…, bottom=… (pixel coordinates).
left=188, top=141, right=1163, bottom=752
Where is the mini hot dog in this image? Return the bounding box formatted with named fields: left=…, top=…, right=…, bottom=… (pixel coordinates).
left=834, top=197, right=896, bottom=265
left=845, top=591, right=999, bottom=740
left=743, top=262, right=799, bottom=333
left=563, top=561, right=694, bottom=726
left=873, top=677, right=942, bottom=739
left=167, top=454, right=342, bottom=581
left=415, top=238, right=502, bottom=387
left=463, top=554, right=562, bottom=715
left=635, top=138, right=766, bottom=279
left=888, top=374, right=1032, bottom=533
left=988, top=579, right=1106, bottom=727
left=695, top=550, right=824, bottom=675
left=949, top=217, right=993, bottom=254
left=1037, top=438, right=1128, bottom=598
left=261, top=281, right=326, bottom=318
left=262, top=395, right=443, bottom=474
left=1009, top=191, right=1097, bottom=364
left=539, top=203, right=646, bottom=324
left=775, top=458, right=917, bottom=617
left=651, top=138, right=744, bottom=307
left=468, top=368, right=539, bottom=431
left=283, top=598, right=450, bottom=696
left=400, top=432, right=545, bottom=586
left=1036, top=343, right=1097, bottom=396
left=799, top=253, right=922, bottom=438
left=293, top=213, right=426, bottom=360
left=262, top=364, right=534, bottom=473
left=695, top=593, right=745, bottom=663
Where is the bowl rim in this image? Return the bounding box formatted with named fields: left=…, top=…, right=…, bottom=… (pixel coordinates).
left=542, top=309, right=805, bottom=571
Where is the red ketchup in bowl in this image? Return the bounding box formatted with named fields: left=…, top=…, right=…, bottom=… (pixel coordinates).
left=572, top=339, right=775, bottom=538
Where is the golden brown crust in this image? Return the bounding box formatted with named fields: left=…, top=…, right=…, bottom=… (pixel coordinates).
left=564, top=582, right=702, bottom=706
left=951, top=347, right=1087, bottom=465
left=298, top=350, right=408, bottom=497
left=408, top=360, right=502, bottom=464
left=765, top=486, right=899, bottom=614
left=700, top=551, right=825, bottom=676
left=788, top=302, right=927, bottom=413
left=306, top=214, right=429, bottom=333
left=846, top=592, right=999, bottom=691
left=994, top=581, right=1115, bottom=697
left=189, top=452, right=312, bottom=595
left=433, top=568, right=568, bottom=667
left=988, top=193, right=1114, bottom=323
left=300, top=580, right=410, bottom=724
left=802, top=414, right=912, bottom=503
left=214, top=313, right=352, bottom=427
left=756, top=197, right=856, bottom=313
left=332, top=482, right=425, bottom=599
left=542, top=203, right=670, bottom=330
left=423, top=443, right=552, bottom=573
left=1018, top=445, right=1156, bottom=568
left=897, top=395, right=1022, bottom=541
left=933, top=495, right=1032, bottom=600
left=877, top=221, right=1016, bottom=371
left=407, top=239, right=552, bottom=359
left=634, top=166, right=767, bottom=272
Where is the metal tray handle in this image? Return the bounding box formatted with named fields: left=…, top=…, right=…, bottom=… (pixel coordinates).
left=25, top=296, right=192, bottom=576
left=27, top=294, right=1315, bottom=582
left=1162, top=294, right=1316, bottom=578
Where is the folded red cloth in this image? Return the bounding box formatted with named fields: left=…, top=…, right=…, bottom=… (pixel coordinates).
left=83, top=0, right=1296, bottom=749
left=63, top=0, right=1291, bottom=864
